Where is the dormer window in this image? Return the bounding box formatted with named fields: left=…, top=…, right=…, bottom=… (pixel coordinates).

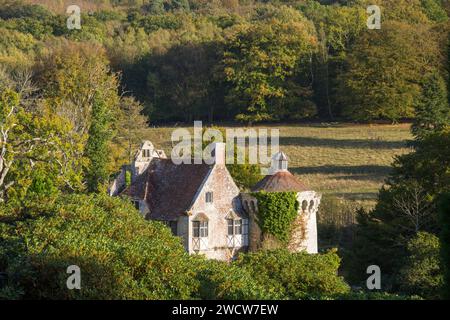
left=206, top=192, right=213, bottom=203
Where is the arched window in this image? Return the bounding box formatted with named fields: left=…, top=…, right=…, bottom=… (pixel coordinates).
left=250, top=201, right=256, bottom=212
left=301, top=200, right=308, bottom=212
left=244, top=201, right=249, bottom=212
left=309, top=200, right=314, bottom=211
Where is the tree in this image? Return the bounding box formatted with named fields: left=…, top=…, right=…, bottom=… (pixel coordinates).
left=0, top=89, right=84, bottom=202
left=223, top=7, right=317, bottom=124
left=338, top=21, right=441, bottom=121
left=36, top=41, right=119, bottom=136
left=110, top=96, right=149, bottom=170
left=303, top=2, right=366, bottom=119
left=412, top=71, right=450, bottom=140
left=84, top=93, right=112, bottom=193
left=0, top=194, right=198, bottom=299
left=398, top=232, right=443, bottom=299
left=349, top=129, right=450, bottom=286
left=439, top=193, right=450, bottom=299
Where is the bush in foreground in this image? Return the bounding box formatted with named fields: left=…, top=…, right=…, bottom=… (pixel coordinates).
left=235, top=249, right=350, bottom=299
left=0, top=194, right=197, bottom=299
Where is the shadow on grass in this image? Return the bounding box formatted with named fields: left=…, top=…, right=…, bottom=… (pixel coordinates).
left=291, top=165, right=392, bottom=176
left=332, top=192, right=379, bottom=201
left=280, top=136, right=409, bottom=149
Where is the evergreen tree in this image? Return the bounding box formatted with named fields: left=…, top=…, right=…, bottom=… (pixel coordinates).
left=439, top=193, right=450, bottom=299
left=412, top=71, right=450, bottom=140
left=84, top=93, right=112, bottom=193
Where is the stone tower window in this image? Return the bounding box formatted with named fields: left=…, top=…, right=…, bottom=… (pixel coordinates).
left=244, top=200, right=249, bottom=212
left=309, top=200, right=315, bottom=211
left=301, top=200, right=308, bottom=212
left=250, top=201, right=256, bottom=212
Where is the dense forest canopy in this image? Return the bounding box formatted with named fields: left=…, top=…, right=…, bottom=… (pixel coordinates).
left=0, top=0, right=448, bottom=123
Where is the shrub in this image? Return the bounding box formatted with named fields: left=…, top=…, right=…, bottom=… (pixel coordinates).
left=398, top=232, right=443, bottom=299
left=235, top=249, right=350, bottom=299
left=0, top=194, right=198, bottom=299
left=194, top=257, right=278, bottom=300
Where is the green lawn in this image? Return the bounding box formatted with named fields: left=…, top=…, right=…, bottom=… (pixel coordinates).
left=142, top=123, right=413, bottom=209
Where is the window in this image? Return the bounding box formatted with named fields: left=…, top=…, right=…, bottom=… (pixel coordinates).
left=227, top=219, right=234, bottom=235
left=206, top=192, right=213, bottom=203
left=193, top=221, right=208, bottom=238
left=227, top=219, right=242, bottom=235
left=227, top=218, right=248, bottom=248
left=301, top=200, right=308, bottom=211
left=309, top=200, right=315, bottom=211
left=142, top=149, right=151, bottom=158
left=133, top=200, right=140, bottom=210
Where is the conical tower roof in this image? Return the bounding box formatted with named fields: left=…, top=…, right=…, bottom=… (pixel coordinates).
left=252, top=151, right=309, bottom=192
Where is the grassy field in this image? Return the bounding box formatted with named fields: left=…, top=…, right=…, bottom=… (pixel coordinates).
left=142, top=123, right=413, bottom=209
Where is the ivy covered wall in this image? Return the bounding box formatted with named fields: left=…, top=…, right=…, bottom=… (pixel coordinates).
left=252, top=191, right=299, bottom=244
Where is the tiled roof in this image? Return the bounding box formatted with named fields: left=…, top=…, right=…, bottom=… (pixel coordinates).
left=121, top=158, right=212, bottom=220
left=251, top=171, right=310, bottom=193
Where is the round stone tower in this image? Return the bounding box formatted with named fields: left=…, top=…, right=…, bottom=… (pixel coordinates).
left=241, top=152, right=321, bottom=253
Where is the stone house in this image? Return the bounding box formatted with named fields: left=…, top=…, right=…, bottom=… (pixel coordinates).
left=110, top=140, right=320, bottom=260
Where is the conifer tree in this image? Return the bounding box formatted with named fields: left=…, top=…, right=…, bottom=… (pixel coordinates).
left=84, top=93, right=112, bottom=193
left=412, top=71, right=450, bottom=140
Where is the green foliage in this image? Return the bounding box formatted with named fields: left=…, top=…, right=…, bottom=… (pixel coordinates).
left=339, top=290, right=420, bottom=300
left=398, top=232, right=443, bottom=299
left=0, top=27, right=37, bottom=70
left=349, top=129, right=450, bottom=287
left=0, top=88, right=85, bottom=203
left=201, top=126, right=261, bottom=190
left=223, top=7, right=317, bottom=124
left=0, top=194, right=198, bottom=299
left=125, top=170, right=132, bottom=187
left=37, top=41, right=120, bottom=136
left=420, top=0, right=448, bottom=22
left=338, top=21, right=441, bottom=121
left=252, top=191, right=299, bottom=243
left=84, top=93, right=113, bottom=193
left=439, top=193, right=450, bottom=299
left=235, top=249, right=350, bottom=299
left=412, top=70, right=450, bottom=140
left=194, top=257, right=276, bottom=299
left=0, top=0, right=446, bottom=125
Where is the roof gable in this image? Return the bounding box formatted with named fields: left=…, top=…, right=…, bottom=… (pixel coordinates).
left=121, top=158, right=213, bottom=220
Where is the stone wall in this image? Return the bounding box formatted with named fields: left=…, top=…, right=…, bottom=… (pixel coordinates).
left=187, top=165, right=247, bottom=261
left=241, top=190, right=321, bottom=254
